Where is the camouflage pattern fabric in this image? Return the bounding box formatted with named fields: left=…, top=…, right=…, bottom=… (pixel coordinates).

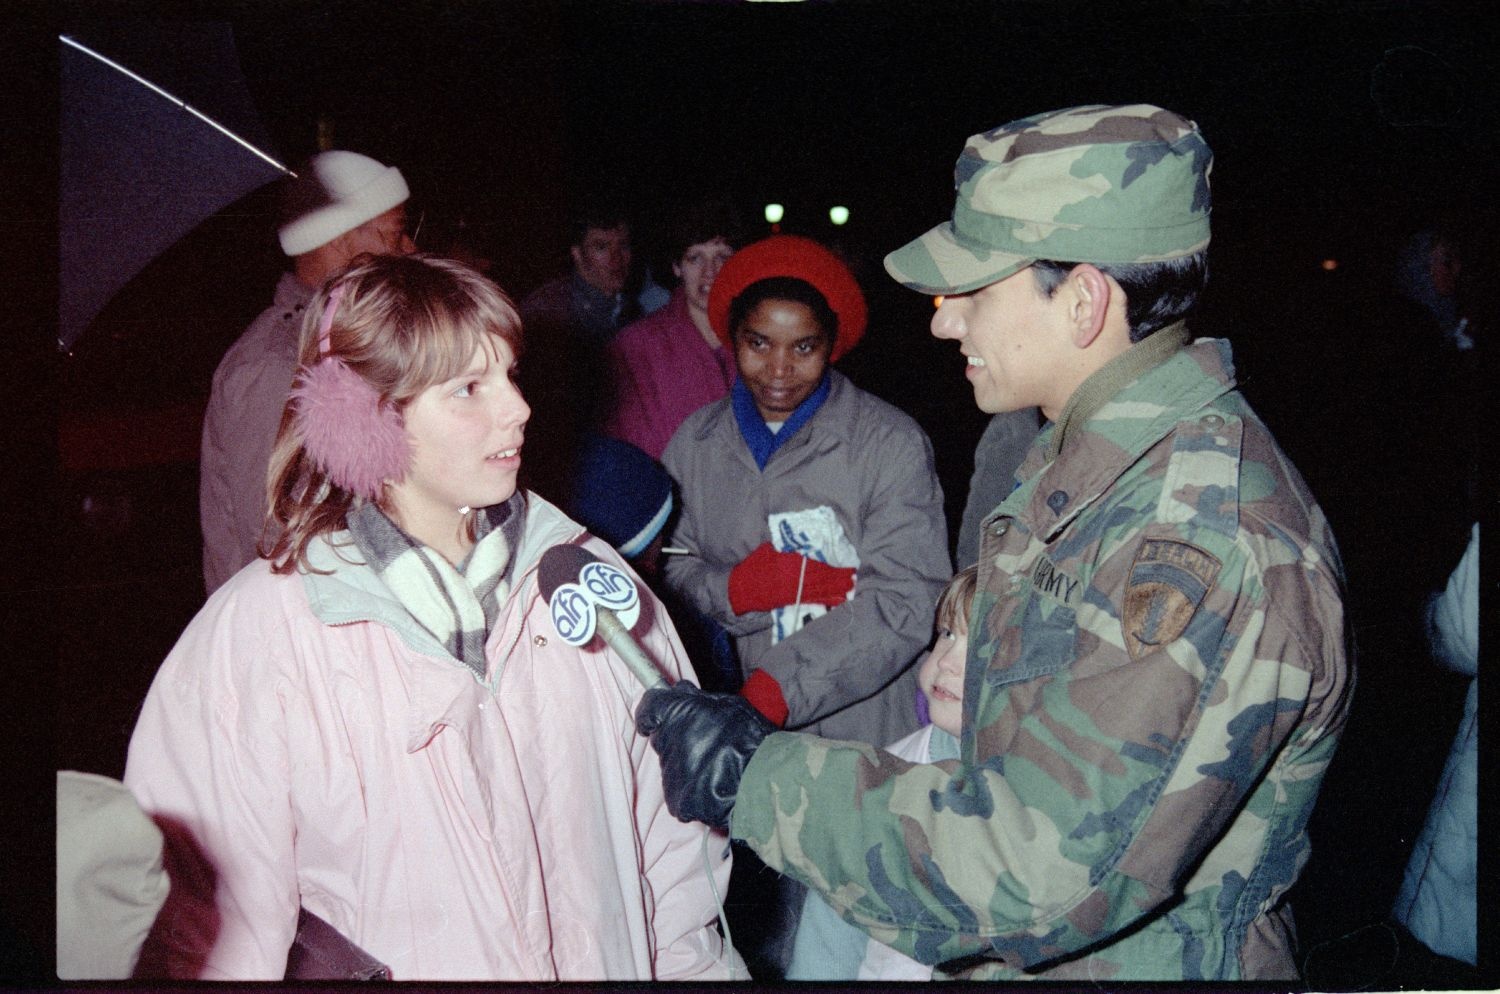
left=731, top=337, right=1353, bottom=981
left=884, top=104, right=1213, bottom=295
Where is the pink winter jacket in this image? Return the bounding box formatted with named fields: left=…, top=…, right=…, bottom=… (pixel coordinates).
left=603, top=289, right=736, bottom=461
left=123, top=495, right=742, bottom=981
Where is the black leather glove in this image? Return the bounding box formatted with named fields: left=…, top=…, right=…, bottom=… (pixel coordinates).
left=635, top=682, right=774, bottom=828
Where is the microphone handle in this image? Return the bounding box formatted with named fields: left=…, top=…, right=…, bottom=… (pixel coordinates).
left=595, top=608, right=669, bottom=690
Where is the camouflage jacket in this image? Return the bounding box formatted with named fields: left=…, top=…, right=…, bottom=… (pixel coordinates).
left=732, top=336, right=1353, bottom=981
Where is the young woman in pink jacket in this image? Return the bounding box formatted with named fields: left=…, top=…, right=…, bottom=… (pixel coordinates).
left=122, top=254, right=742, bottom=981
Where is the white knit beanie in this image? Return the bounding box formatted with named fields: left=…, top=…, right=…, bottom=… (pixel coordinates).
left=278, top=150, right=410, bottom=256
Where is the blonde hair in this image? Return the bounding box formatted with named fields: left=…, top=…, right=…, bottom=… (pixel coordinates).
left=935, top=563, right=980, bottom=635
left=262, top=253, right=524, bottom=573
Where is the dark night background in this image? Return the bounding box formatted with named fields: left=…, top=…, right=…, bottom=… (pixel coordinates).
left=11, top=0, right=1497, bottom=985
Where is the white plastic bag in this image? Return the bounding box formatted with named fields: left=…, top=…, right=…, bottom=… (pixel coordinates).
left=768, top=505, right=858, bottom=643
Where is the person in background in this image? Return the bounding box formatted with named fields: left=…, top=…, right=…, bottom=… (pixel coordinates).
left=787, top=564, right=978, bottom=981
left=1391, top=522, right=1478, bottom=972
left=560, top=433, right=675, bottom=579
left=518, top=202, right=637, bottom=505
left=126, top=254, right=740, bottom=981
left=662, top=233, right=950, bottom=745
left=1395, top=222, right=1471, bottom=352
left=520, top=204, right=637, bottom=349
left=637, top=104, right=1352, bottom=982
left=200, top=150, right=415, bottom=594
left=659, top=234, right=950, bottom=978
left=561, top=431, right=736, bottom=693
left=56, top=772, right=169, bottom=980
left=604, top=198, right=744, bottom=461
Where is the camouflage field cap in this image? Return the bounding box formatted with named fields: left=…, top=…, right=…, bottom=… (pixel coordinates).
left=884, top=104, right=1212, bottom=295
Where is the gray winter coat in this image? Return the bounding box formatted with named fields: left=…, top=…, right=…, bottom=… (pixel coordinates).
left=662, top=370, right=950, bottom=746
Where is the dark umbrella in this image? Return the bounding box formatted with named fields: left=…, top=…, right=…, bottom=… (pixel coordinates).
left=60, top=26, right=291, bottom=352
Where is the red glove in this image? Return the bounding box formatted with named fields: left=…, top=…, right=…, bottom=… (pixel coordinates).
left=727, top=542, right=855, bottom=615
left=739, top=669, right=789, bottom=727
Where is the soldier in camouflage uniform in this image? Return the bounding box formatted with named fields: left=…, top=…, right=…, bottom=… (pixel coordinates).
left=636, top=104, right=1354, bottom=981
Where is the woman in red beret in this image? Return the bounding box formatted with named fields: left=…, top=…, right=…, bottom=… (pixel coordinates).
left=660, top=233, right=951, bottom=763
left=658, top=234, right=952, bottom=974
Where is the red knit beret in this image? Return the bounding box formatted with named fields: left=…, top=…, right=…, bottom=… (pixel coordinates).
left=707, top=235, right=868, bottom=361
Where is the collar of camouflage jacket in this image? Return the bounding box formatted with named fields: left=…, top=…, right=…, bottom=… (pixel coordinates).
left=1048, top=321, right=1192, bottom=461
left=1002, top=335, right=1238, bottom=541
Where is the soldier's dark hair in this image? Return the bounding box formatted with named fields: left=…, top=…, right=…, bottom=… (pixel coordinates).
left=1030, top=252, right=1209, bottom=343
left=663, top=198, right=746, bottom=266
left=729, top=277, right=838, bottom=347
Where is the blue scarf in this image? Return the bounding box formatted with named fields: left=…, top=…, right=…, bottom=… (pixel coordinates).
left=731, top=373, right=831, bottom=470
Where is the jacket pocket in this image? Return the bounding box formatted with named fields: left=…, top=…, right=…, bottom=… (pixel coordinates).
left=1000, top=594, right=1077, bottom=687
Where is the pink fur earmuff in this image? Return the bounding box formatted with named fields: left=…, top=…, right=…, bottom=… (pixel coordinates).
left=291, top=283, right=410, bottom=500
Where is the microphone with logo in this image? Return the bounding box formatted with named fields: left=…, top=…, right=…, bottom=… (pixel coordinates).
left=540, top=545, right=747, bottom=973
left=538, top=544, right=668, bottom=690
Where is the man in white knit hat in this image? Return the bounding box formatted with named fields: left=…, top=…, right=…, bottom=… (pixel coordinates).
left=200, top=150, right=416, bottom=594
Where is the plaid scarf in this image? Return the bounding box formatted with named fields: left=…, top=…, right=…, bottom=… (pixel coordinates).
left=345, top=494, right=525, bottom=680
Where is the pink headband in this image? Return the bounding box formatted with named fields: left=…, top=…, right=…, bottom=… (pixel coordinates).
left=317, top=282, right=346, bottom=355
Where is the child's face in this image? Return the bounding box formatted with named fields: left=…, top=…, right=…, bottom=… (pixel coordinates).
left=919, top=620, right=967, bottom=737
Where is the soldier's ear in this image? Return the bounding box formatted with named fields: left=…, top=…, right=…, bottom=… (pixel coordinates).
left=1064, top=264, right=1112, bottom=349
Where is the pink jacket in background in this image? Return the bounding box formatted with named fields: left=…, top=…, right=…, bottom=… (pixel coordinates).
left=124, top=495, right=741, bottom=981
left=603, top=289, right=736, bottom=461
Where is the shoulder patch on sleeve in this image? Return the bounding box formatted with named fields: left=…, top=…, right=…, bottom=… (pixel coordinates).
left=1123, top=538, right=1221, bottom=660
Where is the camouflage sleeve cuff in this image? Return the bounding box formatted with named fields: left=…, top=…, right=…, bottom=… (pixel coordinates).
left=730, top=730, right=883, bottom=864
left=731, top=730, right=812, bottom=849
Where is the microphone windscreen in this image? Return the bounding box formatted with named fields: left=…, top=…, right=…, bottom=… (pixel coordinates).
left=537, top=544, right=602, bottom=603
